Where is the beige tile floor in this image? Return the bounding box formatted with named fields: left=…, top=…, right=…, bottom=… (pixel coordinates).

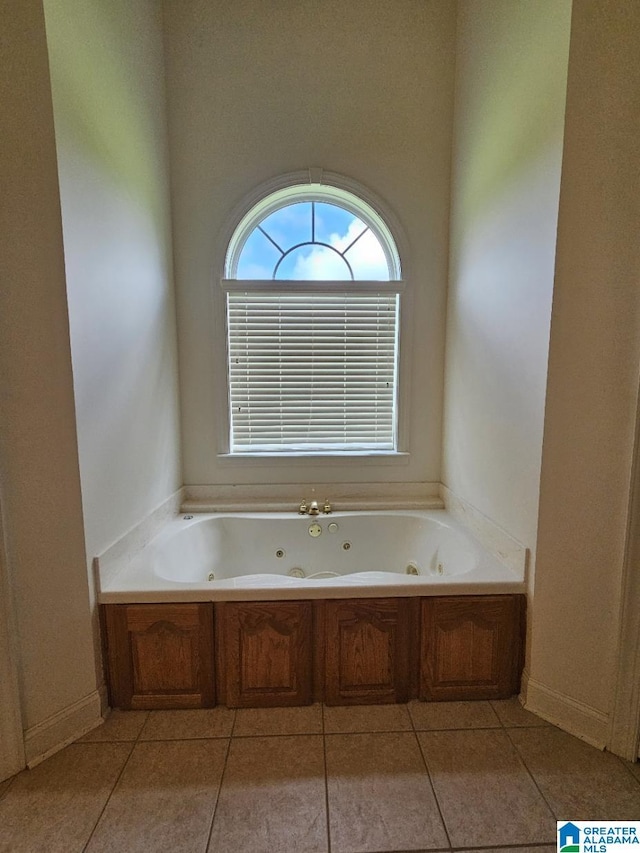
left=1, top=698, right=639, bottom=853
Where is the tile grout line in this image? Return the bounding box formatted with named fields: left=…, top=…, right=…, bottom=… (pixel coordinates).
left=417, top=719, right=559, bottom=850
left=487, top=700, right=502, bottom=729
left=72, top=704, right=558, bottom=853
left=410, top=707, right=453, bottom=851
left=228, top=707, right=238, bottom=738
left=447, top=703, right=558, bottom=841
left=92, top=727, right=551, bottom=740
left=614, top=753, right=640, bottom=787
left=363, top=848, right=452, bottom=853
left=450, top=844, right=556, bottom=851
left=0, top=774, right=17, bottom=803
left=79, top=709, right=235, bottom=853
left=133, top=710, right=151, bottom=743
left=322, top=703, right=333, bottom=853
left=332, top=847, right=556, bottom=853
left=203, top=717, right=235, bottom=853
left=502, top=724, right=559, bottom=822
left=93, top=734, right=234, bottom=743
left=202, top=707, right=236, bottom=853
left=80, top=739, right=137, bottom=853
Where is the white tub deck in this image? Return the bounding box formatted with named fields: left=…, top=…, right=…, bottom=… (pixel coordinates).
left=97, top=510, right=526, bottom=604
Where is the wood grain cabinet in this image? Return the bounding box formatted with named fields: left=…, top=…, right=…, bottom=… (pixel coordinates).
left=324, top=598, right=411, bottom=704
left=217, top=601, right=313, bottom=707
left=103, top=603, right=215, bottom=710
left=102, top=594, right=525, bottom=711
left=420, top=595, right=524, bottom=701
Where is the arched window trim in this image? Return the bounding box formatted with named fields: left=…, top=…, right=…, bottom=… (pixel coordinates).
left=225, top=181, right=402, bottom=281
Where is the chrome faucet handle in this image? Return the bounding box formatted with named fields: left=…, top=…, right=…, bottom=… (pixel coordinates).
left=323, top=500, right=332, bottom=514
left=298, top=500, right=309, bottom=515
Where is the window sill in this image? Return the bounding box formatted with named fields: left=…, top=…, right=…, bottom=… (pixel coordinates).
left=216, top=451, right=410, bottom=467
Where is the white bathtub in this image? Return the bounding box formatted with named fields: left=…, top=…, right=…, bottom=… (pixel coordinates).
left=98, top=510, right=525, bottom=603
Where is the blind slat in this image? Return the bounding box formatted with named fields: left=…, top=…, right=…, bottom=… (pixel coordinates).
left=227, top=290, right=399, bottom=452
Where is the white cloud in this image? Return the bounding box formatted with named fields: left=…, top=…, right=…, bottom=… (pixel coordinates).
left=292, top=220, right=389, bottom=280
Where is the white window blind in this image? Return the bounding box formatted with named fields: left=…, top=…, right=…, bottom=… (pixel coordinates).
left=224, top=281, right=402, bottom=453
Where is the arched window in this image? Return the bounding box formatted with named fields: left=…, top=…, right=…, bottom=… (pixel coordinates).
left=222, top=179, right=404, bottom=454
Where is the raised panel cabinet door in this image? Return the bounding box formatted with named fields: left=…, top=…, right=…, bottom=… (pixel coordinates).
left=221, top=601, right=313, bottom=707
left=103, top=603, right=215, bottom=710
left=324, top=598, right=410, bottom=705
left=420, top=595, right=524, bottom=701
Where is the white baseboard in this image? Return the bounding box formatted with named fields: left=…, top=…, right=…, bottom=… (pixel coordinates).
left=521, top=668, right=609, bottom=750
left=97, top=679, right=109, bottom=717
left=24, top=690, right=103, bottom=768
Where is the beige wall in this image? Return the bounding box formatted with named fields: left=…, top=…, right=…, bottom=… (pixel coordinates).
left=528, top=0, right=640, bottom=735
left=164, top=0, right=456, bottom=487
left=4, top=0, right=638, bottom=761
left=0, top=0, right=181, bottom=762
left=43, top=1, right=181, bottom=572
left=0, top=0, right=97, bottom=742
left=443, top=1, right=571, bottom=580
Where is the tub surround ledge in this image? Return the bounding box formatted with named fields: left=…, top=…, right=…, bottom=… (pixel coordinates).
left=440, top=485, right=528, bottom=578
left=95, top=488, right=184, bottom=592
left=182, top=481, right=444, bottom=514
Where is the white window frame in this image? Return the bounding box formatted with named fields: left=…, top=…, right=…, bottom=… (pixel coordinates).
left=213, top=170, right=413, bottom=462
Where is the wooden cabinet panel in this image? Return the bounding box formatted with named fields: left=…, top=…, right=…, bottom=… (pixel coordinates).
left=324, top=598, right=410, bottom=705
left=420, top=595, right=524, bottom=701
left=219, top=601, right=313, bottom=707
left=103, top=603, right=215, bottom=710
left=102, top=594, right=525, bottom=711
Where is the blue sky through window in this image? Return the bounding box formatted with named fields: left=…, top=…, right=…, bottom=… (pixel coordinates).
left=235, top=201, right=389, bottom=280
left=260, top=202, right=311, bottom=247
